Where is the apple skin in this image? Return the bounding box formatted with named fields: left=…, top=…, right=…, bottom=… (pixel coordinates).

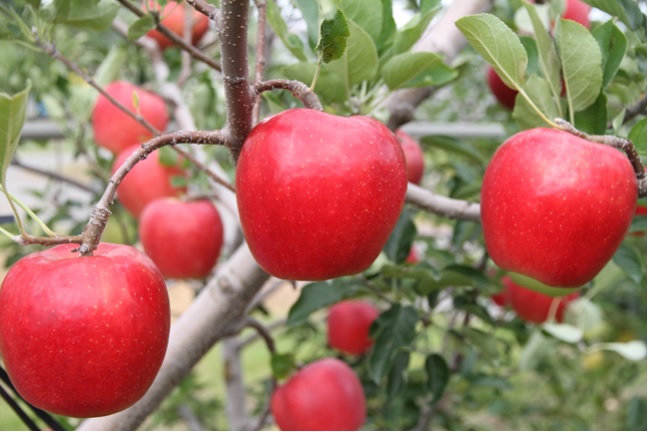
left=139, top=198, right=224, bottom=279
left=92, top=81, right=169, bottom=155
left=0, top=243, right=170, bottom=418
left=481, top=128, right=637, bottom=288
left=504, top=276, right=579, bottom=323
left=146, top=1, right=210, bottom=50
left=563, top=0, right=592, bottom=28
left=235, top=108, right=408, bottom=281
left=271, top=357, right=366, bottom=431
left=487, top=66, right=518, bottom=110
left=327, top=300, right=379, bottom=356
left=113, top=144, right=187, bottom=219
left=396, top=130, right=425, bottom=185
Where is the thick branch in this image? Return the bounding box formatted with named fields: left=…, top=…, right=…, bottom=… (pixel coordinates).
left=116, top=0, right=222, bottom=72
left=219, top=0, right=257, bottom=161
left=406, top=183, right=481, bottom=221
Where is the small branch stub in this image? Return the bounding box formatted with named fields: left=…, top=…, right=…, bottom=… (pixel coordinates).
left=255, top=79, right=323, bottom=112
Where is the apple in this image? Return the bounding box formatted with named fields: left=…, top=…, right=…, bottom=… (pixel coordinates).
left=92, top=81, right=169, bottom=155
left=490, top=289, right=510, bottom=307
left=113, top=144, right=187, bottom=219
left=271, top=357, right=366, bottom=431
left=235, top=108, right=408, bottom=281
left=0, top=243, right=170, bottom=418
left=504, top=276, right=578, bottom=323
left=327, top=300, right=379, bottom=356
left=405, top=247, right=421, bottom=264
left=487, top=66, right=518, bottom=110
left=139, top=198, right=224, bottom=279
left=563, top=0, right=591, bottom=28
left=396, top=130, right=425, bottom=185
left=145, top=1, right=210, bottom=50
left=481, top=128, right=637, bottom=288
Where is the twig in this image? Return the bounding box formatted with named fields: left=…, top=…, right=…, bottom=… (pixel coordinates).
left=252, top=0, right=268, bottom=124
left=186, top=0, right=220, bottom=21
left=11, top=157, right=98, bottom=194
left=77, top=130, right=226, bottom=256
left=244, top=317, right=277, bottom=431
left=406, top=183, right=481, bottom=221
left=623, top=95, right=647, bottom=124
left=255, top=79, right=323, bottom=111
left=554, top=118, right=647, bottom=197
left=116, top=0, right=222, bottom=72
left=179, top=146, right=236, bottom=192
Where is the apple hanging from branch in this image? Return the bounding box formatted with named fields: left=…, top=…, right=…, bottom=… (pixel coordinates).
left=396, top=130, right=425, bottom=185
left=504, top=276, right=579, bottom=323
left=0, top=243, right=170, bottom=418
left=235, top=108, right=408, bottom=281
left=481, top=128, right=637, bottom=289
left=146, top=1, right=210, bottom=50
left=327, top=300, right=379, bottom=356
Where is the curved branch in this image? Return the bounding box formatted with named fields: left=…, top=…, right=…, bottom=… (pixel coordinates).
left=406, top=183, right=481, bottom=221
left=77, top=130, right=227, bottom=255
left=255, top=79, right=323, bottom=111
left=11, top=158, right=98, bottom=194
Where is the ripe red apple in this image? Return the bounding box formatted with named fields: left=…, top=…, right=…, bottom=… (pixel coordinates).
left=235, top=108, right=408, bottom=281
left=563, top=0, right=591, bottom=28
left=481, top=128, right=637, bottom=288
left=139, top=198, right=224, bottom=279
left=271, top=357, right=366, bottom=431
left=405, top=246, right=421, bottom=264
left=487, top=66, right=518, bottom=110
left=504, top=276, right=579, bottom=323
left=491, top=289, right=510, bottom=307
left=327, top=300, right=379, bottom=356
left=0, top=243, right=170, bottom=418
left=92, top=81, right=169, bottom=155
left=396, top=130, right=425, bottom=185
left=112, top=144, right=187, bottom=219
left=146, top=1, right=210, bottom=50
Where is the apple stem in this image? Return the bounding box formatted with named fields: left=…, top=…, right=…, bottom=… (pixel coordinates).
left=554, top=118, right=647, bottom=197
left=254, top=80, right=324, bottom=111
left=116, top=0, right=222, bottom=72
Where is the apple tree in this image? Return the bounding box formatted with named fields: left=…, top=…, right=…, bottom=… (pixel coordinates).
left=0, top=0, right=646, bottom=430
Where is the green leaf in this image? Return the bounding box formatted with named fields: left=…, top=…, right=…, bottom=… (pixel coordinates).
left=612, top=243, right=645, bottom=284
left=383, top=208, right=417, bottom=264
left=563, top=297, right=604, bottom=335
left=419, top=135, right=484, bottom=163
left=281, top=62, right=348, bottom=104
left=286, top=281, right=351, bottom=326
left=388, top=8, right=439, bottom=57
left=592, top=20, right=628, bottom=89
left=337, top=0, right=383, bottom=46
left=295, top=0, right=320, bottom=48
left=574, top=91, right=607, bottom=134
left=267, top=0, right=308, bottom=62
left=627, top=396, right=648, bottom=431
left=51, top=0, right=119, bottom=31
left=519, top=329, right=555, bottom=370
left=455, top=14, right=527, bottom=89
left=382, top=52, right=457, bottom=90
left=595, top=341, right=647, bottom=361
left=555, top=19, right=603, bottom=113
left=521, top=2, right=562, bottom=104
left=316, top=9, right=350, bottom=63
left=458, top=327, right=499, bottom=358
left=582, top=0, right=645, bottom=31
left=512, top=74, right=562, bottom=129
left=128, top=14, right=156, bottom=41
left=271, top=353, right=298, bottom=380
left=375, top=0, right=396, bottom=52
left=328, top=19, right=378, bottom=86
left=0, top=80, right=31, bottom=185
left=425, top=353, right=449, bottom=403
left=368, top=304, right=418, bottom=383
left=629, top=118, right=646, bottom=160
left=94, top=46, right=128, bottom=87
left=541, top=323, right=583, bottom=344
left=386, top=350, right=410, bottom=399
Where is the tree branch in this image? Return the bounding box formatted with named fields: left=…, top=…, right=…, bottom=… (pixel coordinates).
left=406, top=183, right=481, bottom=221
left=255, top=79, right=323, bottom=111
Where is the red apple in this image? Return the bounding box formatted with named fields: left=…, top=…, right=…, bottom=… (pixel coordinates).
left=504, top=276, right=579, bottom=323
left=235, top=108, right=408, bottom=281
left=112, top=144, right=187, bottom=219
left=396, top=130, right=425, bottom=185
left=327, top=300, right=379, bottom=356
left=0, top=243, right=170, bottom=418
left=139, top=198, right=224, bottom=279
left=92, top=81, right=169, bottom=155
left=146, top=1, right=210, bottom=50
left=563, top=0, right=591, bottom=28
left=491, top=289, right=510, bottom=307
left=481, top=128, right=637, bottom=288
left=271, top=357, right=366, bottom=431
left=487, top=66, right=518, bottom=110
left=405, top=247, right=421, bottom=264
